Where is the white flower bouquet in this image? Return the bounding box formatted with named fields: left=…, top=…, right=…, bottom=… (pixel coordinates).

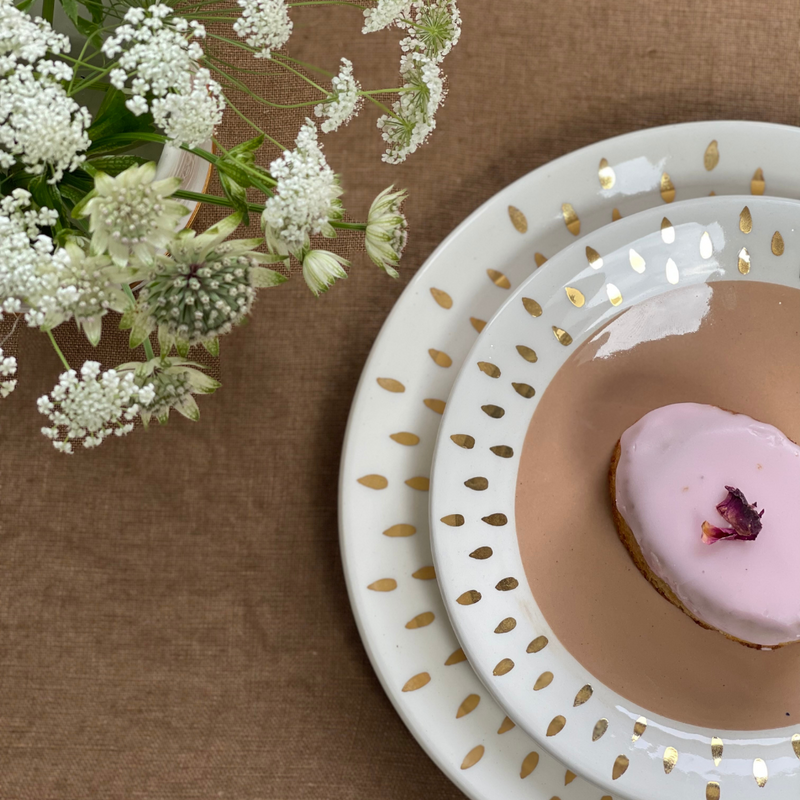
left=0, top=0, right=461, bottom=452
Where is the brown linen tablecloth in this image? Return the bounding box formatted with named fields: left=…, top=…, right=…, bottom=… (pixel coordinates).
left=2, top=1, right=799, bottom=797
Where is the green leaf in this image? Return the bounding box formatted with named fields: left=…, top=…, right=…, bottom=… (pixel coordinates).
left=61, top=0, right=79, bottom=23
left=218, top=172, right=249, bottom=226
left=86, top=90, right=156, bottom=148
left=176, top=339, right=190, bottom=358
left=87, top=155, right=150, bottom=176
left=228, top=134, right=264, bottom=161
left=202, top=337, right=220, bottom=357
left=77, top=0, right=104, bottom=24
left=250, top=267, right=289, bottom=288
left=216, top=159, right=253, bottom=189
left=73, top=15, right=102, bottom=45
left=57, top=183, right=85, bottom=207
left=15, top=0, right=35, bottom=11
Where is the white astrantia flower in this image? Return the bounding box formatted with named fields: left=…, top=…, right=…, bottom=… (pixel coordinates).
left=233, top=0, right=292, bottom=58
left=398, top=0, right=461, bottom=63
left=314, top=58, right=363, bottom=133
left=0, top=0, right=70, bottom=65
left=76, top=162, right=187, bottom=268
left=38, top=361, right=154, bottom=453
left=365, top=186, right=408, bottom=278
left=261, top=120, right=343, bottom=256
left=362, top=0, right=412, bottom=33
left=0, top=346, right=17, bottom=398
left=301, top=249, right=349, bottom=296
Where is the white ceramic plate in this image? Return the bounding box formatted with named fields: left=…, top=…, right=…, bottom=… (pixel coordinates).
left=338, top=122, right=800, bottom=800
left=430, top=194, right=800, bottom=800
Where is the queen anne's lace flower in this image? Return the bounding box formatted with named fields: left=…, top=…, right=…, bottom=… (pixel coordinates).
left=0, top=0, right=69, bottom=66
left=38, top=361, right=154, bottom=453
left=233, top=0, right=292, bottom=58
left=301, top=249, right=349, bottom=296
left=261, top=121, right=343, bottom=256
left=362, top=0, right=412, bottom=33
left=0, top=346, right=17, bottom=398
left=398, top=0, right=461, bottom=63
left=314, top=58, right=362, bottom=133
left=365, top=186, right=407, bottom=278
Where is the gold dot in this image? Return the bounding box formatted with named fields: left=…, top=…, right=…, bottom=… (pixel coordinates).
left=377, top=377, right=405, bottom=393
left=367, top=578, right=397, bottom=592
left=493, top=658, right=514, bottom=676
left=598, top=157, right=615, bottom=189
left=738, top=246, right=751, bottom=275
left=424, top=398, right=446, bottom=414
left=700, top=231, right=713, bottom=259
left=552, top=326, right=573, bottom=346
left=440, top=514, right=464, bottom=527
left=565, top=769, right=576, bottom=785
left=520, top=751, right=540, bottom=779
left=527, top=635, right=548, bottom=653
left=487, top=268, right=511, bottom=289
left=586, top=246, right=603, bottom=269
left=753, top=757, right=768, bottom=788
left=751, top=167, right=765, bottom=195
left=390, top=432, right=420, bottom=446
left=470, top=317, right=486, bottom=333
left=406, top=611, right=435, bottom=629
left=470, top=546, right=493, bottom=559
left=450, top=434, right=475, bottom=449
left=481, top=404, right=505, bottom=419
left=477, top=361, right=501, bottom=378
left=606, top=283, right=623, bottom=306
left=405, top=476, right=429, bottom=491
left=522, top=297, right=543, bottom=317
left=793, top=733, right=800, bottom=759
left=494, top=617, right=516, bottom=633
left=546, top=716, right=566, bottom=736
left=661, top=217, right=675, bottom=243
left=573, top=684, right=593, bottom=706
left=496, top=577, right=519, bottom=591
left=457, top=590, right=482, bottom=605
left=512, top=382, right=535, bottom=399
left=445, top=648, right=466, bottom=666
left=707, top=781, right=721, bottom=800
left=498, top=716, right=515, bottom=734
left=629, top=248, right=646, bottom=273
left=429, top=348, right=453, bottom=367
left=663, top=746, right=678, bottom=774
left=430, top=287, right=453, bottom=309
left=772, top=231, right=785, bottom=256
left=508, top=205, right=528, bottom=233
left=412, top=566, right=436, bottom=580
left=565, top=286, right=585, bottom=307
left=460, top=745, right=484, bottom=770
left=592, top=718, right=608, bottom=741
left=612, top=207, right=622, bottom=221
left=612, top=755, right=629, bottom=780
left=464, top=476, right=488, bottom=491
left=384, top=524, right=416, bottom=537
left=660, top=172, right=675, bottom=202
left=704, top=139, right=720, bottom=170
left=740, top=205, right=753, bottom=233
left=534, top=252, right=547, bottom=267
left=516, top=344, right=538, bottom=362
left=711, top=736, right=723, bottom=765
left=533, top=671, right=553, bottom=691
left=358, top=474, right=388, bottom=490
left=666, top=258, right=679, bottom=284
left=456, top=693, right=481, bottom=718
left=402, top=672, right=430, bottom=692
left=562, top=203, right=580, bottom=235
left=632, top=716, right=647, bottom=741
left=482, top=513, right=507, bottom=526
left=490, top=445, right=514, bottom=458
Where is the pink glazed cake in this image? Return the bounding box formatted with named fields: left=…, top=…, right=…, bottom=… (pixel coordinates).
left=611, top=402, right=800, bottom=649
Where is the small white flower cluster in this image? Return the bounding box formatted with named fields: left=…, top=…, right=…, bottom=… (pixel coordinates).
left=105, top=4, right=225, bottom=148
left=398, top=0, right=461, bottom=63
left=38, top=361, right=155, bottom=453
left=362, top=0, right=412, bottom=33
left=0, top=0, right=69, bottom=69
left=261, top=120, right=343, bottom=255
left=0, top=346, right=17, bottom=398
left=314, top=58, right=363, bottom=134
left=301, top=249, right=349, bottom=296
left=365, top=186, right=407, bottom=278
left=233, top=0, right=293, bottom=58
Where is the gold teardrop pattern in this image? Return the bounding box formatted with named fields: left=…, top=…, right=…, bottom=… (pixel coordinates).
left=430, top=287, right=453, bottom=309
left=740, top=205, right=753, bottom=233
left=498, top=716, right=515, bottom=734
left=520, top=751, right=540, bottom=778
left=428, top=348, right=453, bottom=368
left=405, top=611, right=435, bottom=629
left=562, top=203, right=580, bottom=235
left=565, top=770, right=576, bottom=785
left=456, top=693, right=481, bottom=718
left=492, top=657, right=514, bottom=676
left=534, top=252, right=548, bottom=267
left=512, top=382, right=535, bottom=399
left=753, top=757, right=768, bottom=787
left=412, top=566, right=435, bottom=580
left=470, top=546, right=493, bottom=559
left=793, top=733, right=800, bottom=758
left=527, top=635, right=549, bottom=653
left=660, top=172, right=676, bottom=203
left=661, top=217, right=675, bottom=244
left=552, top=326, right=573, bottom=346
left=663, top=746, right=678, bottom=774
left=612, top=755, right=630, bottom=780
left=494, top=617, right=516, bottom=633
left=751, top=167, right=765, bottom=195
left=464, top=476, right=489, bottom=491
left=700, top=231, right=713, bottom=259
left=516, top=344, right=538, bottom=362
left=632, top=716, right=647, bottom=742
left=704, top=139, right=720, bottom=170
left=629, top=248, right=646, bottom=273
left=612, top=207, right=622, bottom=222
left=706, top=782, right=720, bottom=800
left=738, top=246, right=751, bottom=275
left=495, top=577, right=519, bottom=591
left=598, top=157, right=616, bottom=189
left=772, top=231, right=785, bottom=256
left=508, top=205, right=528, bottom=233
left=405, top=476, right=430, bottom=491
left=460, top=745, right=484, bottom=770
left=457, top=590, right=482, bottom=605
left=481, top=404, right=505, bottom=419
left=533, top=671, right=554, bottom=690
left=440, top=514, right=464, bottom=527
left=470, top=317, right=486, bottom=333
left=402, top=672, right=430, bottom=692
left=522, top=297, right=543, bottom=317
left=482, top=513, right=508, bottom=526
left=666, top=258, right=679, bottom=285
left=368, top=578, right=397, bottom=592
left=711, top=736, right=723, bottom=765
left=384, top=524, right=416, bottom=537
left=592, top=718, right=609, bottom=741
left=573, top=684, right=593, bottom=706
left=565, top=286, right=585, bottom=307
left=390, top=431, right=420, bottom=446
left=586, top=246, right=604, bottom=270
left=358, top=474, right=388, bottom=490
left=606, top=283, right=623, bottom=306
left=450, top=433, right=475, bottom=449
left=445, top=648, right=467, bottom=666
left=477, top=361, right=501, bottom=378
left=424, top=398, right=446, bottom=414
left=490, top=445, right=514, bottom=458
left=547, top=716, right=566, bottom=737
left=487, top=268, right=511, bottom=289
left=377, top=377, right=405, bottom=393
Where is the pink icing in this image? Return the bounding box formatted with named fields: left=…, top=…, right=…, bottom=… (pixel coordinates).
left=615, top=403, right=800, bottom=647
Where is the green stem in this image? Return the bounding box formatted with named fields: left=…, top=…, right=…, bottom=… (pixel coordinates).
left=361, top=88, right=408, bottom=95
left=46, top=329, right=71, bottom=371
left=270, top=53, right=334, bottom=78
left=363, top=93, right=398, bottom=118
left=175, top=189, right=265, bottom=213
left=70, top=63, right=119, bottom=96
left=41, top=0, right=54, bottom=23
left=288, top=0, right=365, bottom=6
left=122, top=285, right=155, bottom=360
left=267, top=55, right=328, bottom=93
left=331, top=221, right=367, bottom=230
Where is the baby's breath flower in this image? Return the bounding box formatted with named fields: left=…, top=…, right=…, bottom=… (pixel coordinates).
left=37, top=361, right=152, bottom=453
left=314, top=58, right=363, bottom=133
left=261, top=120, right=343, bottom=256
left=77, top=162, right=186, bottom=267
left=398, top=0, right=461, bottom=63
left=365, top=186, right=407, bottom=278
left=233, top=0, right=292, bottom=58
left=0, top=345, right=17, bottom=398
left=301, top=248, right=349, bottom=296
left=362, top=0, right=412, bottom=33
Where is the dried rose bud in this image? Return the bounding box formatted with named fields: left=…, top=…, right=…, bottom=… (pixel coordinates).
left=701, top=486, right=764, bottom=545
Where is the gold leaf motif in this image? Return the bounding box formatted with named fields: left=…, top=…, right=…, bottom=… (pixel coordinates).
left=498, top=716, right=515, bottom=734
left=358, top=474, right=388, bottom=490
left=429, top=348, right=453, bottom=367
left=704, top=140, right=719, bottom=171
left=457, top=590, right=482, bottom=605
left=405, top=476, right=430, bottom=491
left=592, top=718, right=608, bottom=741
left=792, top=733, right=800, bottom=758
left=740, top=205, right=753, bottom=233
left=445, top=648, right=467, bottom=665
left=533, top=671, right=553, bottom=691
left=534, top=252, right=547, bottom=267
left=552, top=326, right=573, bottom=346
left=711, top=736, right=723, bottom=765
left=606, top=283, right=623, bottom=306
left=402, top=672, right=430, bottom=692
left=772, top=231, right=785, bottom=256
left=565, top=286, right=585, bottom=307
left=384, top=524, right=416, bottom=537
left=460, top=745, right=484, bottom=770
left=666, top=258, right=679, bottom=285
left=612, top=755, right=630, bottom=780
left=751, top=167, right=765, bottom=195
left=377, top=377, right=405, bottom=393
left=450, top=434, right=475, bottom=449
left=440, top=514, right=464, bottom=527
left=456, top=693, right=480, bottom=718
left=612, top=207, right=622, bottom=221
left=512, top=382, right=535, bottom=399
left=430, top=287, right=453, bottom=309
left=464, top=476, right=489, bottom=491
left=487, top=268, right=511, bottom=289
left=470, top=546, right=493, bottom=559
left=490, top=445, right=514, bottom=458
left=700, top=231, right=713, bottom=259
left=573, top=684, right=593, bottom=706
left=406, top=611, right=435, bottom=629
left=477, top=361, right=501, bottom=378
left=424, top=398, right=446, bottom=414
left=470, top=317, right=486, bottom=333
left=706, top=782, right=721, bottom=800
left=390, top=432, right=420, bottom=446
left=493, top=658, right=514, bottom=676
left=663, top=746, right=678, bottom=774
left=598, top=157, right=615, bottom=189
left=520, top=751, right=540, bottom=779
left=660, top=172, right=675, bottom=203
left=522, top=297, right=543, bottom=317
left=412, top=566, right=436, bottom=580
left=753, top=757, right=768, bottom=788
left=481, top=404, right=505, bottom=419
left=629, top=248, right=646, bottom=273
left=482, top=513, right=507, bottom=526
left=562, top=203, right=580, bottom=235
left=546, top=716, right=566, bottom=737
left=586, top=245, right=603, bottom=269
left=494, top=617, right=517, bottom=633
left=527, top=635, right=549, bottom=653
left=738, top=246, right=751, bottom=275
left=661, top=217, right=675, bottom=244
left=495, top=576, right=519, bottom=591
left=368, top=578, right=397, bottom=592
left=508, top=205, right=528, bottom=233
left=632, top=716, right=647, bottom=741
left=516, top=344, right=538, bottom=362
left=565, top=770, right=576, bottom=785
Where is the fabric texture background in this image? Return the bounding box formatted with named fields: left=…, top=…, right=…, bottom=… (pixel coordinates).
left=2, top=1, right=799, bottom=797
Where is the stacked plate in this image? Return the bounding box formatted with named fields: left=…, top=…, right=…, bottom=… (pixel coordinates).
left=338, top=122, right=800, bottom=800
